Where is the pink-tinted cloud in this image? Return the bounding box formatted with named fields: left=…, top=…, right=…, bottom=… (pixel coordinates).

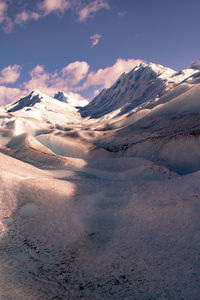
left=0, top=65, right=21, bottom=84
left=0, top=0, right=7, bottom=23
left=0, top=86, right=25, bottom=105
left=23, top=65, right=51, bottom=93
left=38, top=0, right=72, bottom=16
left=0, top=0, right=110, bottom=32
left=90, top=34, right=102, bottom=47
left=81, top=58, right=145, bottom=90
left=0, top=62, right=89, bottom=104
left=62, top=61, right=89, bottom=85
left=15, top=11, right=30, bottom=24
left=13, top=1, right=72, bottom=27
left=0, top=58, right=146, bottom=105
left=118, top=11, right=126, bottom=17
left=0, top=0, right=13, bottom=32
left=24, top=61, right=89, bottom=91
left=77, top=0, right=109, bottom=22
left=15, top=11, right=40, bottom=25
left=22, top=62, right=89, bottom=101
left=14, top=1, right=71, bottom=27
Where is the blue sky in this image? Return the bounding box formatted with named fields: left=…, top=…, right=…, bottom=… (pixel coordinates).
left=0, top=0, right=200, bottom=104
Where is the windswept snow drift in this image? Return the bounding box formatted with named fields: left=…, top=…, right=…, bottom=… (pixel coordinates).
left=0, top=61, right=200, bottom=299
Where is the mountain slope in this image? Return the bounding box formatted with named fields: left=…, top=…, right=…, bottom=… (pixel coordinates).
left=80, top=62, right=198, bottom=118
left=92, top=84, right=200, bottom=174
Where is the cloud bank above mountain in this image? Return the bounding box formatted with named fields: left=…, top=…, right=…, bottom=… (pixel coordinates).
left=0, top=58, right=144, bottom=105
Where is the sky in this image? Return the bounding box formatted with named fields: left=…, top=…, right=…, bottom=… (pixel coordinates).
left=0, top=0, right=200, bottom=105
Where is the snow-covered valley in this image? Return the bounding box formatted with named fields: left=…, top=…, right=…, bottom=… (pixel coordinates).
left=0, top=62, right=200, bottom=299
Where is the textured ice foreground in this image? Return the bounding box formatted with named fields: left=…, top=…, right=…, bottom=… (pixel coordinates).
left=0, top=62, right=200, bottom=299
left=0, top=152, right=199, bottom=299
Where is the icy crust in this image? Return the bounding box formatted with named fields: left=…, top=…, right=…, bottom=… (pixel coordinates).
left=0, top=152, right=200, bottom=299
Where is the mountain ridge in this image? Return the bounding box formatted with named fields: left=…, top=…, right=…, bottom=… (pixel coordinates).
left=80, top=61, right=199, bottom=118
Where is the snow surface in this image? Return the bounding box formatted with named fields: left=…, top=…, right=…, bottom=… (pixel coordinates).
left=0, top=61, right=200, bottom=299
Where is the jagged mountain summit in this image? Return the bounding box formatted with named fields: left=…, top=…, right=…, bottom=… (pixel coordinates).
left=53, top=91, right=89, bottom=107
left=80, top=62, right=199, bottom=118
left=7, top=89, right=88, bottom=113
left=54, top=91, right=69, bottom=103
left=4, top=90, right=88, bottom=127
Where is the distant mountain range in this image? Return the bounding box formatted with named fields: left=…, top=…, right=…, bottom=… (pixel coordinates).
left=3, top=59, right=200, bottom=121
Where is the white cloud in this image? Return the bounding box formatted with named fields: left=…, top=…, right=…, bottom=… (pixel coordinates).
left=0, top=64, right=23, bottom=105
left=15, top=11, right=30, bottom=24
left=0, top=0, right=7, bottom=24
left=38, top=0, right=72, bottom=16
left=23, top=65, right=51, bottom=93
left=0, top=62, right=89, bottom=105
left=0, top=0, right=13, bottom=32
left=0, top=86, right=25, bottom=105
left=77, top=0, right=109, bottom=22
left=62, top=61, right=89, bottom=85
left=0, top=0, right=110, bottom=32
left=15, top=11, right=40, bottom=25
left=90, top=34, right=102, bottom=47
left=81, top=58, right=144, bottom=90
left=0, top=65, right=21, bottom=84
left=14, top=0, right=71, bottom=26
left=22, top=62, right=89, bottom=101
left=0, top=58, right=145, bottom=105
left=118, top=11, right=126, bottom=17
left=23, top=61, right=89, bottom=92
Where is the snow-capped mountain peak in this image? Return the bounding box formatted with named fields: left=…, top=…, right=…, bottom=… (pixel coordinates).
left=53, top=91, right=88, bottom=107
left=80, top=61, right=198, bottom=118
left=7, top=90, right=44, bottom=113
left=53, top=91, right=69, bottom=103
left=6, top=89, right=88, bottom=115
left=132, top=62, right=176, bottom=80
left=4, top=89, right=87, bottom=126
left=79, top=62, right=174, bottom=118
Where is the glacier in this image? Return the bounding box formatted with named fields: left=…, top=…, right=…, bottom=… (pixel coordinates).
left=0, top=61, right=200, bottom=299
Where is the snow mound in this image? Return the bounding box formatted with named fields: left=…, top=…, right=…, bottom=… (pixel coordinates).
left=150, top=83, right=200, bottom=116
left=7, top=132, right=54, bottom=155
left=37, top=133, right=91, bottom=158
